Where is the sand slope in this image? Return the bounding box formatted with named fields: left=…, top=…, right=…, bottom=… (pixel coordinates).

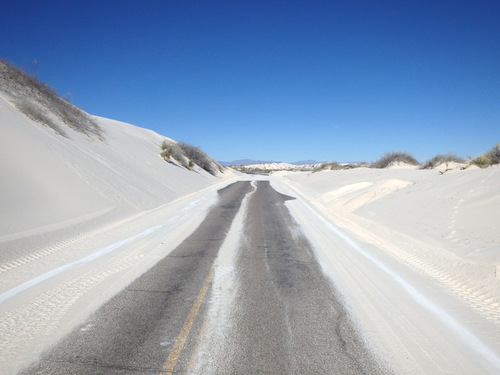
left=273, top=166, right=500, bottom=372
left=275, top=167, right=500, bottom=319
left=0, top=92, right=239, bottom=374
left=1, top=79, right=499, bottom=373
left=0, top=93, right=232, bottom=242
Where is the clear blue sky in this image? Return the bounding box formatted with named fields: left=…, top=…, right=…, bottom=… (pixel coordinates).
left=2, top=0, right=499, bottom=163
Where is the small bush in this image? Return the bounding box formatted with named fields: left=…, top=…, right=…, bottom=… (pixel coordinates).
left=487, top=144, right=500, bottom=165
left=0, top=58, right=104, bottom=139
left=160, top=140, right=223, bottom=173
left=234, top=166, right=268, bottom=175
left=470, top=143, right=500, bottom=168
left=372, top=152, right=420, bottom=169
left=422, top=153, right=465, bottom=169
left=15, top=100, right=66, bottom=136
left=159, top=140, right=189, bottom=168
left=160, top=140, right=172, bottom=161
left=313, top=162, right=341, bottom=172
left=344, top=162, right=366, bottom=169
left=178, top=142, right=222, bottom=175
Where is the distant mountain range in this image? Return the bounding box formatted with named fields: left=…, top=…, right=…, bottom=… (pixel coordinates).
left=219, top=159, right=321, bottom=166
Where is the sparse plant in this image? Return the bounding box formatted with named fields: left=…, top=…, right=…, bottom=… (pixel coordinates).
left=159, top=140, right=190, bottom=168
left=372, top=152, right=420, bottom=168
left=469, top=143, right=500, bottom=168
left=422, top=153, right=465, bottom=169
left=160, top=140, right=172, bottom=161
left=343, top=163, right=364, bottom=169
left=470, top=155, right=488, bottom=168
left=15, top=99, right=66, bottom=136
left=178, top=142, right=222, bottom=175
left=0, top=58, right=104, bottom=139
left=488, top=144, right=500, bottom=165
left=234, top=166, right=268, bottom=175
left=313, top=162, right=341, bottom=172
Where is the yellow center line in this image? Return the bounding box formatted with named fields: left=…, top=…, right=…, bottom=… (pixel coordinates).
left=161, top=266, right=215, bottom=375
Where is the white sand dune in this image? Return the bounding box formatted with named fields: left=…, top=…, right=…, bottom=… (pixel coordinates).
left=0, top=91, right=239, bottom=373
left=0, top=94, right=233, bottom=241
left=272, top=165, right=500, bottom=373
left=1, top=74, right=499, bottom=373
left=244, top=162, right=299, bottom=170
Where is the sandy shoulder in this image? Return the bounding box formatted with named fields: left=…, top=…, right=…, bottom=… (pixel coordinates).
left=272, top=166, right=500, bottom=373
left=273, top=167, right=500, bottom=321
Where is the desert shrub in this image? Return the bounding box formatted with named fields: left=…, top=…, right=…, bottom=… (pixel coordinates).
left=215, top=161, right=225, bottom=173
left=372, top=152, right=420, bottom=169
left=488, top=143, right=500, bottom=165
left=178, top=142, right=222, bottom=175
left=313, top=162, right=341, bottom=172
left=234, top=166, right=268, bottom=175
left=340, top=163, right=357, bottom=169
left=470, top=143, right=500, bottom=167
left=422, top=153, right=465, bottom=169
left=56, top=99, right=103, bottom=139
left=171, top=147, right=189, bottom=168
left=159, top=140, right=190, bottom=168
left=15, top=100, right=66, bottom=136
left=0, top=58, right=104, bottom=139
left=160, top=140, right=173, bottom=161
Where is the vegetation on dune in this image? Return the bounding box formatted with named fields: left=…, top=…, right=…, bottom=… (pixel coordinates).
left=234, top=163, right=322, bottom=174
left=178, top=142, right=224, bottom=175
left=469, top=143, right=500, bottom=168
left=311, top=162, right=367, bottom=172
left=160, top=140, right=187, bottom=166
left=307, top=144, right=499, bottom=173
left=233, top=166, right=270, bottom=175
left=0, top=58, right=104, bottom=139
left=14, top=100, right=67, bottom=136
left=422, top=153, right=465, bottom=169
left=371, top=152, right=420, bottom=169
left=313, top=162, right=341, bottom=172
left=159, top=140, right=223, bottom=176
left=160, top=140, right=172, bottom=161
left=0, top=58, right=226, bottom=174
left=5, top=59, right=497, bottom=175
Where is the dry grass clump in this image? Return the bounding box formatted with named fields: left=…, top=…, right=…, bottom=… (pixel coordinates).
left=312, top=162, right=369, bottom=173
left=160, top=140, right=223, bottom=176
left=160, top=140, right=172, bottom=161
left=313, top=162, right=341, bottom=172
left=179, top=142, right=223, bottom=175
left=233, top=166, right=269, bottom=175
left=469, top=143, right=500, bottom=168
left=15, top=100, right=67, bottom=136
left=160, top=140, right=187, bottom=166
left=372, top=152, right=420, bottom=168
left=0, top=58, right=104, bottom=139
left=422, top=153, right=465, bottom=169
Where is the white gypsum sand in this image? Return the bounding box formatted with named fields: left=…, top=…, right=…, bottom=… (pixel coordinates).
left=0, top=93, right=238, bottom=374
left=187, top=178, right=257, bottom=373
left=271, top=166, right=500, bottom=374
left=2, top=82, right=500, bottom=374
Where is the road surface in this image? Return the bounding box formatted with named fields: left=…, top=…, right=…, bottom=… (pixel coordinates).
left=21, top=181, right=386, bottom=374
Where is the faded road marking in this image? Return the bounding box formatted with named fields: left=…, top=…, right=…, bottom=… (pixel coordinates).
left=161, top=266, right=215, bottom=374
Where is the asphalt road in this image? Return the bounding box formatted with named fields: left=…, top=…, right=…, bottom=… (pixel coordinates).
left=21, top=181, right=386, bottom=374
